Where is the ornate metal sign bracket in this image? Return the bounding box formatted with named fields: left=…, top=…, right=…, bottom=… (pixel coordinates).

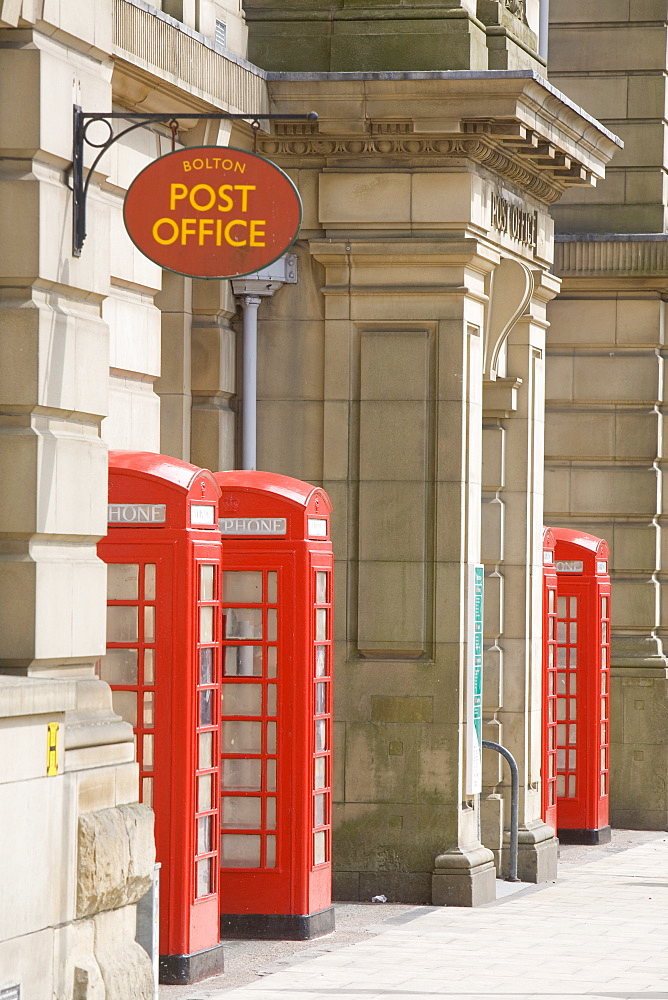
left=71, top=105, right=317, bottom=257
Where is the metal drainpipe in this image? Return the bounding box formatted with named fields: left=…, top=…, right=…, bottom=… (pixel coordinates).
left=539, top=0, right=550, bottom=63
left=239, top=294, right=262, bottom=471
left=482, top=740, right=520, bottom=882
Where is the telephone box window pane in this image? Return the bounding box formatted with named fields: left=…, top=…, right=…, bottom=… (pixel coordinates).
left=570, top=597, right=578, bottom=617
left=569, top=648, right=577, bottom=667
left=601, top=697, right=607, bottom=719
left=112, top=690, right=137, bottom=727
left=569, top=750, right=577, bottom=769
left=569, top=622, right=577, bottom=643
left=267, top=609, right=277, bottom=642
left=602, top=622, right=608, bottom=643
left=222, top=834, right=261, bottom=868
left=267, top=572, right=277, bottom=604
left=316, top=572, right=328, bottom=604
left=557, top=622, right=566, bottom=643
left=314, top=756, right=326, bottom=790
left=570, top=675, right=577, bottom=695
left=601, top=722, right=608, bottom=745
left=548, top=728, right=555, bottom=750
left=602, top=596, right=608, bottom=618
left=557, top=673, right=566, bottom=695
left=143, top=692, right=154, bottom=727
left=267, top=684, right=277, bottom=717
left=266, top=797, right=276, bottom=829
left=225, top=645, right=262, bottom=676
left=144, top=649, right=155, bottom=684
left=601, top=748, right=607, bottom=770
left=143, top=734, right=154, bottom=769
left=315, top=646, right=326, bottom=677
left=222, top=721, right=262, bottom=754
left=557, top=724, right=566, bottom=745
left=196, top=858, right=212, bottom=898
left=200, top=689, right=213, bottom=726
left=316, top=609, right=327, bottom=641
left=315, top=720, right=327, bottom=751
left=108, top=563, right=139, bottom=600
left=549, top=784, right=555, bottom=806
left=568, top=775, right=576, bottom=797
left=548, top=645, right=554, bottom=669
left=557, top=749, right=565, bottom=770
left=314, top=793, right=326, bottom=827
left=144, top=564, right=156, bottom=601
left=601, top=773, right=607, bottom=795
left=144, top=606, right=155, bottom=643
left=200, top=606, right=214, bottom=643
left=200, top=564, right=215, bottom=601
left=315, top=682, right=327, bottom=716
left=569, top=724, right=577, bottom=745
left=267, top=647, right=277, bottom=678
left=548, top=700, right=554, bottom=723
left=266, top=835, right=276, bottom=868
left=558, top=596, right=567, bottom=617
left=223, top=572, right=262, bottom=603
left=601, top=673, right=608, bottom=694
left=601, top=647, right=607, bottom=669
left=266, top=759, right=277, bottom=792
left=221, top=796, right=261, bottom=829
left=548, top=618, right=554, bottom=640
left=314, top=831, right=326, bottom=865
left=556, top=774, right=565, bottom=797
left=198, top=815, right=212, bottom=854
left=557, top=647, right=566, bottom=667
left=199, top=731, right=213, bottom=769
left=548, top=589, right=555, bottom=613
left=222, top=683, right=262, bottom=716
left=267, top=721, right=277, bottom=753
left=100, top=648, right=138, bottom=685
left=142, top=776, right=153, bottom=806
left=200, top=647, right=214, bottom=684
left=556, top=699, right=566, bottom=721
left=569, top=699, right=577, bottom=719
left=198, top=774, right=213, bottom=811
left=107, top=606, right=138, bottom=643
left=224, top=608, right=262, bottom=639
left=222, top=759, right=261, bottom=791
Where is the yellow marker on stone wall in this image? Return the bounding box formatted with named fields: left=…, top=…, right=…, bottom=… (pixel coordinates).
left=46, top=722, right=59, bottom=776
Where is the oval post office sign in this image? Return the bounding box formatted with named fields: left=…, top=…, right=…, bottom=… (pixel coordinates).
left=123, top=146, right=302, bottom=279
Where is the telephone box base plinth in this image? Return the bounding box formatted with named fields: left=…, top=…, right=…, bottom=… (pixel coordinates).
left=220, top=907, right=336, bottom=941
left=159, top=943, right=225, bottom=985
left=558, top=825, right=612, bottom=846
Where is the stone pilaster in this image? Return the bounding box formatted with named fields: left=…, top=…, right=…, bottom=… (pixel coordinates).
left=190, top=278, right=238, bottom=473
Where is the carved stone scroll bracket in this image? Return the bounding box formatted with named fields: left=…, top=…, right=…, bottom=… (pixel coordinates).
left=483, top=258, right=534, bottom=379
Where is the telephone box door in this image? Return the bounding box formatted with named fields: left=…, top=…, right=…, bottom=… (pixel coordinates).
left=215, top=470, right=334, bottom=940
left=552, top=528, right=611, bottom=845
left=542, top=528, right=558, bottom=832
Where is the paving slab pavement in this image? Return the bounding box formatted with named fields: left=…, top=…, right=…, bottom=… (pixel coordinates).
left=160, top=830, right=668, bottom=1000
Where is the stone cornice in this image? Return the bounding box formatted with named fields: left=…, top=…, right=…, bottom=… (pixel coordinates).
left=262, top=72, right=620, bottom=207
left=554, top=235, right=668, bottom=278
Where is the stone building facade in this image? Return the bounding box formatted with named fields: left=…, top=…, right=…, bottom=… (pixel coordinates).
left=0, top=0, right=659, bottom=996
left=546, top=0, right=668, bottom=833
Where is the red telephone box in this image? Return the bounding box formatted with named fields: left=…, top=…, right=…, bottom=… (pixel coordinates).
left=98, top=452, right=225, bottom=983
left=552, top=527, right=612, bottom=844
left=541, top=527, right=558, bottom=833
left=213, top=470, right=335, bottom=940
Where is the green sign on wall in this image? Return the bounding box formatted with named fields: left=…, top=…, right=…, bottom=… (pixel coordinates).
left=466, top=564, right=484, bottom=795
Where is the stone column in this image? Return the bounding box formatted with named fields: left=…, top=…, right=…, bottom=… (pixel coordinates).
left=0, top=6, right=154, bottom=996
left=190, top=279, right=238, bottom=474
left=304, top=236, right=498, bottom=906
left=155, top=273, right=193, bottom=461
left=481, top=268, right=560, bottom=882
